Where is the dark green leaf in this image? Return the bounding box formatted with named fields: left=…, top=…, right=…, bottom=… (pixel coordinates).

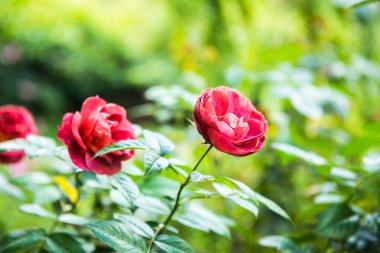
left=154, top=235, right=194, bottom=253
left=143, top=150, right=170, bottom=175
left=93, top=140, right=147, bottom=158
left=318, top=204, right=354, bottom=230
left=114, top=214, right=154, bottom=238
left=143, top=130, right=174, bottom=156
left=319, top=215, right=360, bottom=240
left=87, top=221, right=147, bottom=253
left=0, top=229, right=46, bottom=252
left=45, top=233, right=86, bottom=253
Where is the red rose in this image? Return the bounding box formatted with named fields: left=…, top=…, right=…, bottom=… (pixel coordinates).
left=193, top=86, right=267, bottom=156
left=57, top=96, right=136, bottom=176
left=0, top=105, right=37, bottom=163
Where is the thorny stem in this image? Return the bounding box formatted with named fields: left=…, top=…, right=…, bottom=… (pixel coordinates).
left=146, top=145, right=213, bottom=253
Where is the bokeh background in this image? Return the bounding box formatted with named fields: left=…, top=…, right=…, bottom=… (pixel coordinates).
left=1, top=0, right=380, bottom=252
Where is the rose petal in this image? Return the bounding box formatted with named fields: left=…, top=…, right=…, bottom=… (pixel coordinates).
left=72, top=112, right=87, bottom=150
left=57, top=113, right=74, bottom=146
left=80, top=96, right=106, bottom=120
left=67, top=141, right=87, bottom=170
left=212, top=88, right=229, bottom=117
left=85, top=153, right=121, bottom=176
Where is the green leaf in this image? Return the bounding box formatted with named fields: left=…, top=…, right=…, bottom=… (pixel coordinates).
left=87, top=221, right=147, bottom=253
left=317, top=204, right=359, bottom=240
left=58, top=214, right=90, bottom=226
left=271, top=142, right=327, bottom=166
left=351, top=0, right=380, bottom=7
left=0, top=173, right=24, bottom=199
left=139, top=176, right=179, bottom=199
left=319, top=215, right=360, bottom=240
left=12, top=172, right=51, bottom=187
left=212, top=181, right=259, bottom=217
left=190, top=171, right=213, bottom=183
left=110, top=173, right=140, bottom=208
left=143, top=130, right=174, bottom=156
left=93, top=140, right=147, bottom=158
left=170, top=165, right=189, bottom=182
left=259, top=236, right=304, bottom=253
left=143, top=150, right=170, bottom=175
left=135, top=195, right=170, bottom=215
left=19, top=204, right=57, bottom=219
left=318, top=204, right=354, bottom=230
left=0, top=229, right=46, bottom=252
left=123, top=163, right=145, bottom=176
left=174, top=203, right=232, bottom=238
left=114, top=214, right=154, bottom=238
left=0, top=135, right=57, bottom=159
left=255, top=193, right=291, bottom=221
left=33, top=185, right=61, bottom=204
left=154, top=235, right=194, bottom=253
left=45, top=233, right=87, bottom=253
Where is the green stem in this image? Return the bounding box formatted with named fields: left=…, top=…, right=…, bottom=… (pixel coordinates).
left=146, top=145, right=213, bottom=253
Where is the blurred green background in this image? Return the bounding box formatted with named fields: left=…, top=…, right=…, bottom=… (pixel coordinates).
left=1, top=0, right=380, bottom=252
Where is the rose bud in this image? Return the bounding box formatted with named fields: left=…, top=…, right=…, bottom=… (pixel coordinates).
left=193, top=86, right=267, bottom=156
left=0, top=105, right=38, bottom=163
left=57, top=96, right=136, bottom=176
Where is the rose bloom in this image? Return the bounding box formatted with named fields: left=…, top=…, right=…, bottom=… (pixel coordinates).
left=0, top=105, right=37, bottom=163
left=57, top=96, right=136, bottom=175
left=193, top=86, right=267, bottom=156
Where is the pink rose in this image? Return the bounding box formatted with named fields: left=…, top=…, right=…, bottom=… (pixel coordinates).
left=57, top=96, right=136, bottom=175
left=193, top=86, right=267, bottom=156
left=0, top=105, right=37, bottom=163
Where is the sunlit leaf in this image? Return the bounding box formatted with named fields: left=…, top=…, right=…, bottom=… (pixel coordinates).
left=190, top=171, right=213, bottom=183
left=212, top=182, right=259, bottom=217
left=94, top=140, right=147, bottom=158
left=110, top=173, right=140, bottom=208
left=0, top=173, right=24, bottom=199
left=87, top=221, right=147, bottom=253
left=174, top=203, right=232, bottom=238
left=154, top=235, right=194, bottom=253
left=58, top=214, right=90, bottom=226
left=143, top=130, right=174, bottom=156
left=143, top=150, right=170, bottom=175
left=259, top=236, right=304, bottom=253
left=0, top=135, right=57, bottom=159
left=255, top=193, right=291, bottom=221
left=19, top=204, right=57, bottom=219
left=114, top=214, right=154, bottom=238
left=272, top=142, right=327, bottom=165
left=135, top=195, right=170, bottom=215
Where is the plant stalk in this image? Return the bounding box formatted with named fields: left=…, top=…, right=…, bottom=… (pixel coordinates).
left=146, top=145, right=213, bottom=253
